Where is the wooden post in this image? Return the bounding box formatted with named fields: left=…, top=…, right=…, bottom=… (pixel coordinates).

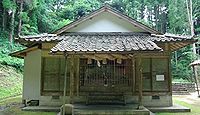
left=168, top=56, right=172, bottom=94
left=75, top=56, right=80, bottom=96
left=192, top=65, right=200, bottom=97
left=62, top=53, right=68, bottom=115
left=166, top=44, right=172, bottom=94
left=138, top=56, right=143, bottom=109
left=70, top=54, right=75, bottom=103
left=132, top=58, right=135, bottom=95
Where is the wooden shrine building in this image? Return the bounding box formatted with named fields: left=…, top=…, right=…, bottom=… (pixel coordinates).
left=11, top=4, right=196, bottom=114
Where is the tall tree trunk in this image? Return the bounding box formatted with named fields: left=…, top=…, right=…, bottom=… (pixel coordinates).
left=162, top=4, right=167, bottom=33
left=190, top=0, right=196, bottom=56
left=190, top=0, right=195, bottom=36
left=140, top=0, right=145, bottom=20
left=154, top=5, right=159, bottom=31
left=186, top=0, right=196, bottom=55
left=2, top=8, right=6, bottom=31
left=18, top=0, right=23, bottom=36
left=9, top=9, right=16, bottom=49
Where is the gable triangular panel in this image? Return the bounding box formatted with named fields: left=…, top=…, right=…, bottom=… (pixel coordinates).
left=67, top=12, right=145, bottom=32
left=54, top=4, right=160, bottom=34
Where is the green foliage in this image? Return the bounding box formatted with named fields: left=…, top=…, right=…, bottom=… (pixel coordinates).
left=168, top=0, right=190, bottom=34
left=2, top=0, right=16, bottom=10
left=171, top=46, right=196, bottom=82
left=52, top=19, right=72, bottom=32
left=18, top=12, right=29, bottom=23
left=0, top=30, right=24, bottom=71
left=21, top=24, right=38, bottom=35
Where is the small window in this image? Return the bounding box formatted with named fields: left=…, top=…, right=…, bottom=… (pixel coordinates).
left=152, top=95, right=160, bottom=100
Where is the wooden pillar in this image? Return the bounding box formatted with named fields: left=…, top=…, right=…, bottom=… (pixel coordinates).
left=168, top=56, right=172, bottom=94
left=75, top=56, right=80, bottom=96
left=132, top=58, right=135, bottom=95
left=62, top=53, right=68, bottom=115
left=138, top=56, right=143, bottom=109
left=192, top=65, right=200, bottom=97
left=167, top=44, right=172, bottom=94
left=70, top=54, right=75, bottom=103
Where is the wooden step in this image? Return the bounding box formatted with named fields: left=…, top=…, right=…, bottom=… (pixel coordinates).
left=86, top=92, right=126, bottom=105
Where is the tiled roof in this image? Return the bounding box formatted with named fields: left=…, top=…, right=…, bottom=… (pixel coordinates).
left=16, top=32, right=195, bottom=53
left=50, top=34, right=162, bottom=52
left=17, top=32, right=191, bottom=42
left=17, top=32, right=193, bottom=43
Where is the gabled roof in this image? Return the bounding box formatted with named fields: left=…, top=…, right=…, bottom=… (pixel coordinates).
left=54, top=4, right=161, bottom=35
left=11, top=4, right=197, bottom=58
left=12, top=32, right=196, bottom=58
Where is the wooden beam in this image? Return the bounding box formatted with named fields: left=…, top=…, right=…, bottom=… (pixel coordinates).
left=83, top=54, right=102, bottom=61
left=175, top=43, right=185, bottom=48
left=169, top=44, right=177, bottom=51
left=95, top=54, right=115, bottom=60
left=111, top=54, right=129, bottom=59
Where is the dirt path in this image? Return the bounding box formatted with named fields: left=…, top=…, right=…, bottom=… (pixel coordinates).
left=173, top=92, right=200, bottom=106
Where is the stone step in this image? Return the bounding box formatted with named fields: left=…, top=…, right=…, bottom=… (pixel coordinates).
left=73, top=104, right=150, bottom=115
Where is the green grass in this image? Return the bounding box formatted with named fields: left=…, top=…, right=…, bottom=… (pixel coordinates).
left=0, top=65, right=23, bottom=99
left=2, top=108, right=56, bottom=115
left=0, top=96, right=56, bottom=115
left=0, top=65, right=56, bottom=115
left=157, top=97, right=200, bottom=115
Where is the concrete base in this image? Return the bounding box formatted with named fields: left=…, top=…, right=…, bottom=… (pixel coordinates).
left=147, top=104, right=191, bottom=113
left=22, top=106, right=60, bottom=112
left=22, top=104, right=190, bottom=114
left=73, top=104, right=150, bottom=115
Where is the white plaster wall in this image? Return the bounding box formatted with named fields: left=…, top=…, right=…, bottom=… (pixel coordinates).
left=67, top=12, right=146, bottom=32
left=23, top=50, right=41, bottom=100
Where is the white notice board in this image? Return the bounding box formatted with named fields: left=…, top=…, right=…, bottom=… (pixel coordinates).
left=156, top=75, right=165, bottom=81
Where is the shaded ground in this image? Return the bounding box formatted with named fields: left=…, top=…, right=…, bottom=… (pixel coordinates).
left=0, top=96, right=56, bottom=115
left=157, top=92, right=200, bottom=115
